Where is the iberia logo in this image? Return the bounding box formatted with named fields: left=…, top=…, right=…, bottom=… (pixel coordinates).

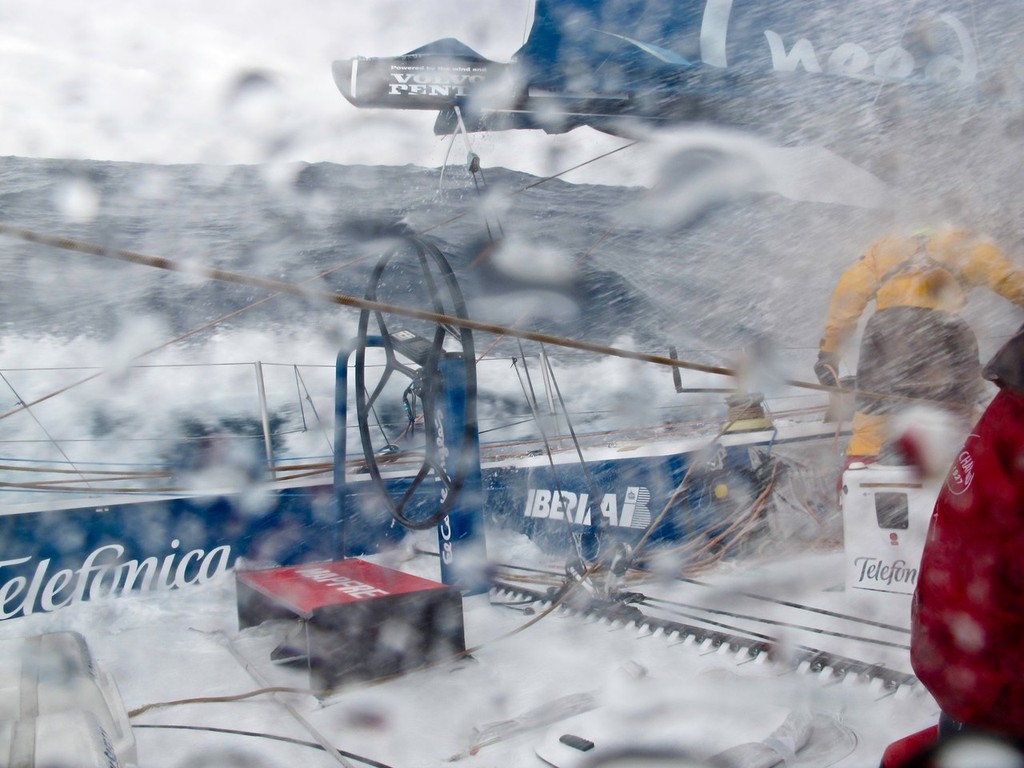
left=945, top=441, right=977, bottom=496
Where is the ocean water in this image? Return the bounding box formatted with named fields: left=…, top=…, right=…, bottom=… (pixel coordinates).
left=0, top=146, right=1021, bottom=486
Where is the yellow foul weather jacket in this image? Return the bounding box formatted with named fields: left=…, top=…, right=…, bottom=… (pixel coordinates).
left=820, top=228, right=1024, bottom=355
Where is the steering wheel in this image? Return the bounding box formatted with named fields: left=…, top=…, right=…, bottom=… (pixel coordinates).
left=353, top=234, right=477, bottom=530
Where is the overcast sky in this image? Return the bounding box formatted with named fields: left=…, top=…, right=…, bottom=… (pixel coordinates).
left=0, top=0, right=646, bottom=185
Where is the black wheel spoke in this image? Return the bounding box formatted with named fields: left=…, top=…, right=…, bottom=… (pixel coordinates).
left=395, top=463, right=432, bottom=509
left=362, top=366, right=393, bottom=414
left=424, top=452, right=454, bottom=491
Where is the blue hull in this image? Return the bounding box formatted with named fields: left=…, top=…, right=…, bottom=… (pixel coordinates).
left=0, top=427, right=829, bottom=619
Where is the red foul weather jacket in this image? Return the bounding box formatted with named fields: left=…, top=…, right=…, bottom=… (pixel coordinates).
left=910, top=385, right=1024, bottom=736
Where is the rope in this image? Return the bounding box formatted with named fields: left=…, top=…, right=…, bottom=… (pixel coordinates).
left=0, top=223, right=847, bottom=392
left=673, top=464, right=778, bottom=577
left=128, top=685, right=317, bottom=718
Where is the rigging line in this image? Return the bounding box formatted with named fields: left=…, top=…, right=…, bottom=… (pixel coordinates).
left=474, top=224, right=619, bottom=363
left=472, top=166, right=497, bottom=243
left=131, top=725, right=395, bottom=768
left=0, top=480, right=180, bottom=494
left=513, top=141, right=639, bottom=194
left=511, top=344, right=556, bottom=460
left=511, top=346, right=580, bottom=557
left=0, top=250, right=374, bottom=424
left=419, top=141, right=640, bottom=235
left=455, top=105, right=505, bottom=243
left=2, top=360, right=329, bottom=373
left=637, top=598, right=910, bottom=651
left=294, top=365, right=334, bottom=455
left=0, top=463, right=168, bottom=477
left=3, top=475, right=167, bottom=489
left=294, top=366, right=310, bottom=431
left=0, top=370, right=90, bottom=487
left=479, top=417, right=536, bottom=435
left=540, top=343, right=608, bottom=525
left=1, top=470, right=311, bottom=494
left=454, top=105, right=477, bottom=157
left=674, top=576, right=911, bottom=635
left=649, top=588, right=909, bottom=636
left=438, top=106, right=479, bottom=198
left=0, top=223, right=910, bottom=405
left=438, top=129, right=459, bottom=192
left=575, top=225, right=616, bottom=264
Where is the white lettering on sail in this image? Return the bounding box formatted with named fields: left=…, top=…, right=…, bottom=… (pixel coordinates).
left=699, top=0, right=978, bottom=84
left=763, top=33, right=823, bottom=73
left=928, top=13, right=978, bottom=84
left=700, top=0, right=733, bottom=68
left=763, top=15, right=977, bottom=82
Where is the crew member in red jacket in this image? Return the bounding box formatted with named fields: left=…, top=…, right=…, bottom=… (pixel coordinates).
left=910, top=322, right=1024, bottom=740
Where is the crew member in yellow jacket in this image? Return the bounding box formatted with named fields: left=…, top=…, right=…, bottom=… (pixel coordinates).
left=815, top=226, right=1024, bottom=461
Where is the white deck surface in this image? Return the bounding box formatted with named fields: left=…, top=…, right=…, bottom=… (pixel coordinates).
left=0, top=531, right=939, bottom=768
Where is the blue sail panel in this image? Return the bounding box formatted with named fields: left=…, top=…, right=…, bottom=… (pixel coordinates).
left=334, top=0, right=989, bottom=137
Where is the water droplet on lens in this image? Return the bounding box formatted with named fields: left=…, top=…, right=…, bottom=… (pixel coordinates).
left=54, top=178, right=100, bottom=223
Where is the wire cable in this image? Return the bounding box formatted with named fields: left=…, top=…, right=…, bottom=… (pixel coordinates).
left=131, top=724, right=395, bottom=768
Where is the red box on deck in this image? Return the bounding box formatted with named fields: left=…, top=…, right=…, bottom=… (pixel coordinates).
left=236, top=559, right=466, bottom=688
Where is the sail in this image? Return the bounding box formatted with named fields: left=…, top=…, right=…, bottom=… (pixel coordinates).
left=333, top=0, right=989, bottom=138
